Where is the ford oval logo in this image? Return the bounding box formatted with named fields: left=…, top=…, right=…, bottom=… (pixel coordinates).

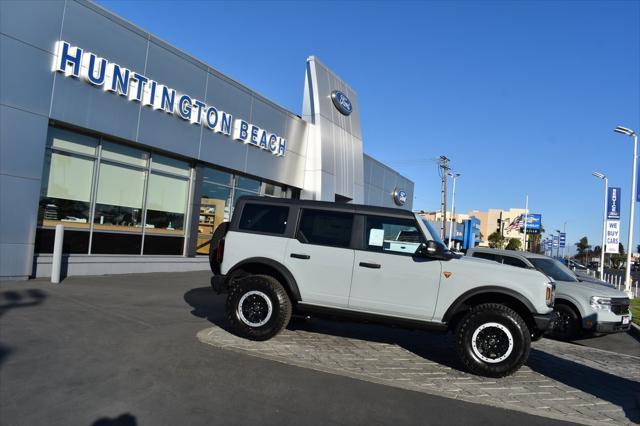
left=331, top=90, right=353, bottom=116
left=393, top=188, right=407, bottom=206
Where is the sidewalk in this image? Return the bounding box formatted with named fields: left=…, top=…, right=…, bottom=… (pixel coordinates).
left=199, top=316, right=640, bottom=425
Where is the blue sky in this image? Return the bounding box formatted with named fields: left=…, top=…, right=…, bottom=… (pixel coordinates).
left=99, top=0, right=639, bottom=253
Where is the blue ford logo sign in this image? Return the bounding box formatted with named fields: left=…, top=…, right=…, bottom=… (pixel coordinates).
left=331, top=90, right=352, bottom=116
left=393, top=188, right=407, bottom=206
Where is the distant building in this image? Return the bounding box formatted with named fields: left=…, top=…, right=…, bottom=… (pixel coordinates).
left=467, top=208, right=528, bottom=247
left=417, top=211, right=481, bottom=250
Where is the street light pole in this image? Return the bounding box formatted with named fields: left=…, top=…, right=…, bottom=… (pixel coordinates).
left=447, top=173, right=460, bottom=250
left=592, top=172, right=608, bottom=280
left=614, top=126, right=637, bottom=298
left=562, top=221, right=567, bottom=259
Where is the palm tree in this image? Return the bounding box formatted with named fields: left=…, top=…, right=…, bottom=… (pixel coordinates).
left=488, top=231, right=506, bottom=249
left=575, top=236, right=591, bottom=265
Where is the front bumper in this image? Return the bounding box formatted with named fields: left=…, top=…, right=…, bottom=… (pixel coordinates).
left=533, top=311, right=557, bottom=332
left=594, top=321, right=631, bottom=333
left=211, top=274, right=227, bottom=294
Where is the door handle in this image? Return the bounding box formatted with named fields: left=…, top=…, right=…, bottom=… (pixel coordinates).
left=359, top=262, right=381, bottom=269
left=290, top=253, right=310, bottom=260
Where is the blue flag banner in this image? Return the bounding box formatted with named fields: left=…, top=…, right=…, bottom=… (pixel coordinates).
left=559, top=233, right=566, bottom=248
left=607, top=187, right=621, bottom=220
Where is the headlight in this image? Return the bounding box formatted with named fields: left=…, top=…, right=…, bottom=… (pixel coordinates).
left=590, top=296, right=612, bottom=311
left=546, top=282, right=556, bottom=307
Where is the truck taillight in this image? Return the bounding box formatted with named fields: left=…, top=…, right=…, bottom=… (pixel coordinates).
left=215, top=239, right=225, bottom=264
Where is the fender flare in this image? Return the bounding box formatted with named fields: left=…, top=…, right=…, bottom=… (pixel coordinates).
left=554, top=295, right=585, bottom=318
left=226, top=257, right=302, bottom=301
left=442, top=286, right=537, bottom=323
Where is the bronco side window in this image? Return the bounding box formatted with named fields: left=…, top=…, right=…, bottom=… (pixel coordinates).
left=238, top=203, right=289, bottom=235
left=364, top=216, right=424, bottom=255
left=297, top=209, right=353, bottom=248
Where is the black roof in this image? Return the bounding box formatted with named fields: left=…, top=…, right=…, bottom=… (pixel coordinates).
left=235, top=196, right=415, bottom=219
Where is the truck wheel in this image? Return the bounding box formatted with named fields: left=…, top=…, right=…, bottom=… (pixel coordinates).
left=548, top=304, right=580, bottom=341
left=454, top=303, right=531, bottom=378
left=226, top=274, right=292, bottom=341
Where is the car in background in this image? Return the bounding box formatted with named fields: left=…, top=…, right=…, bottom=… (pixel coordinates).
left=466, top=248, right=631, bottom=340
left=562, top=258, right=588, bottom=271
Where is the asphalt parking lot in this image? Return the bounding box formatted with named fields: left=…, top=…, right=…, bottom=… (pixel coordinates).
left=1, top=271, right=638, bottom=425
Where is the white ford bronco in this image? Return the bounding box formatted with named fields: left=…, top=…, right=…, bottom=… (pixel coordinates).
left=210, top=197, right=556, bottom=377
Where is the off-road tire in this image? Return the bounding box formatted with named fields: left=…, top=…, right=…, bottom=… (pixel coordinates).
left=226, top=274, right=292, bottom=341
left=548, top=304, right=581, bottom=341
left=454, top=303, right=531, bottom=378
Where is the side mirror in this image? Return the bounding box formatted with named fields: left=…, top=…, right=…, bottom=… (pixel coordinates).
left=416, top=240, right=445, bottom=258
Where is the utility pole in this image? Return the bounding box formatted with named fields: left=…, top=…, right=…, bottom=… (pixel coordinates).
left=438, top=156, right=450, bottom=240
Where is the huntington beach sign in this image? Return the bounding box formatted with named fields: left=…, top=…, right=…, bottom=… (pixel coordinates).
left=52, top=41, right=287, bottom=157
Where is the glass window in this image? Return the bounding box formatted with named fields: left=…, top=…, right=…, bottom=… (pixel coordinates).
left=38, top=151, right=94, bottom=229
left=239, top=204, right=289, bottom=235
left=37, top=126, right=198, bottom=257
left=202, top=168, right=233, bottom=186
left=297, top=210, right=353, bottom=248
left=236, top=176, right=261, bottom=193
left=49, top=128, right=98, bottom=155
left=101, top=141, right=148, bottom=167
left=502, top=256, right=528, bottom=268
left=365, top=216, right=424, bottom=255
left=34, top=228, right=90, bottom=254
left=529, top=258, right=579, bottom=282
left=145, top=173, right=189, bottom=235
left=151, top=154, right=190, bottom=177
left=197, top=168, right=234, bottom=254
left=143, top=235, right=184, bottom=255
left=91, top=231, right=142, bottom=255
left=472, top=252, right=499, bottom=262
left=421, top=219, right=445, bottom=245
left=234, top=189, right=259, bottom=202
left=93, top=162, right=146, bottom=233
left=264, top=183, right=283, bottom=197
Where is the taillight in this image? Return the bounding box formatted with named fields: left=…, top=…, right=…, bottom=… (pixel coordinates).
left=215, top=239, right=225, bottom=264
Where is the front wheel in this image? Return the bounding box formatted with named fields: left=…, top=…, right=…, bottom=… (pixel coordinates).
left=454, top=303, right=531, bottom=378
left=548, top=304, right=581, bottom=341
left=226, top=274, right=292, bottom=341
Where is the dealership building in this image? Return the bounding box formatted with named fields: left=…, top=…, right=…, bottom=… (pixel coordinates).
left=0, top=0, right=414, bottom=280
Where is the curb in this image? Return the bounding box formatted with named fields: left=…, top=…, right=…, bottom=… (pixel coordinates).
left=631, top=322, right=640, bottom=339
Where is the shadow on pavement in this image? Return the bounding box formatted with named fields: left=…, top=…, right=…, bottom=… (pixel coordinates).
left=528, top=350, right=640, bottom=423
left=0, top=289, right=47, bottom=368
left=91, top=413, right=137, bottom=426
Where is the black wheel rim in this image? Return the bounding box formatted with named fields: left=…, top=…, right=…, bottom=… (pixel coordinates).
left=471, top=322, right=514, bottom=363
left=553, top=310, right=573, bottom=336
left=476, top=329, right=510, bottom=359
left=237, top=291, right=272, bottom=327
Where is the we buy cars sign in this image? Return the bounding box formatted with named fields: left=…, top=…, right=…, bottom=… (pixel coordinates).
left=605, top=220, right=620, bottom=254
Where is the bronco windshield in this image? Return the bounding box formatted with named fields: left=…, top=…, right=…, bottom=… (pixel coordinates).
left=529, top=258, right=578, bottom=282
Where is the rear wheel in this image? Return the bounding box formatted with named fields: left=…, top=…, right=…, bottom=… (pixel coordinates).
left=548, top=304, right=581, bottom=341
left=455, top=303, right=530, bottom=378
left=226, top=274, right=292, bottom=341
